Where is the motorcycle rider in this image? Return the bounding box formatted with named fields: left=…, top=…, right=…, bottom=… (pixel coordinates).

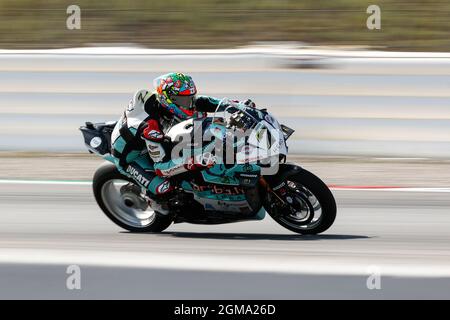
left=111, top=72, right=254, bottom=197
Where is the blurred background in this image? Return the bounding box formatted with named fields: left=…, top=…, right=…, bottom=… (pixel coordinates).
left=0, top=0, right=449, bottom=50
left=0, top=0, right=449, bottom=180
left=0, top=0, right=449, bottom=164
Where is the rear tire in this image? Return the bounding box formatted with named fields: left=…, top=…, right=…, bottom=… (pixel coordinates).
left=265, top=167, right=336, bottom=235
left=92, top=162, right=173, bottom=233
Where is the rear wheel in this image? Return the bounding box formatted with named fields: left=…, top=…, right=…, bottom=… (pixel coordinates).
left=92, top=162, right=173, bottom=232
left=264, top=167, right=336, bottom=235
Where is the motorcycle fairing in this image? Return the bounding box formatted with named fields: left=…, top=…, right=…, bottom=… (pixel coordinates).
left=201, top=163, right=260, bottom=186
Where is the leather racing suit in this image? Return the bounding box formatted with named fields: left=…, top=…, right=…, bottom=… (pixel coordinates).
left=110, top=89, right=220, bottom=196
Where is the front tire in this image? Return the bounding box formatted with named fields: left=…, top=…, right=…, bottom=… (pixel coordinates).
left=264, top=166, right=337, bottom=235
left=92, top=162, right=173, bottom=233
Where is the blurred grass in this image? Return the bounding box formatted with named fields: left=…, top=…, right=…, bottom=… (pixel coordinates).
left=0, top=0, right=449, bottom=51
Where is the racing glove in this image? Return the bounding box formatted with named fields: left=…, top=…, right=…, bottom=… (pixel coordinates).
left=184, top=153, right=217, bottom=171
left=142, top=119, right=166, bottom=163
left=243, top=99, right=256, bottom=108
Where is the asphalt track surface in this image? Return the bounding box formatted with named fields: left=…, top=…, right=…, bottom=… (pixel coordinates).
left=0, top=182, right=449, bottom=299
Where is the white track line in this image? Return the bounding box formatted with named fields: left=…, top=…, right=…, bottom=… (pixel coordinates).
left=0, top=179, right=449, bottom=192
left=331, top=187, right=450, bottom=193
left=0, top=179, right=91, bottom=185
left=0, top=248, right=449, bottom=278
left=1, top=47, right=450, bottom=58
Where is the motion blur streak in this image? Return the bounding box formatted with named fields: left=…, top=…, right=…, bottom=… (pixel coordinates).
left=0, top=1, right=449, bottom=51
left=0, top=49, right=450, bottom=157
left=1, top=182, right=450, bottom=299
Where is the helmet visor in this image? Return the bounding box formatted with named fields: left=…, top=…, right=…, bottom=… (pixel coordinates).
left=169, top=94, right=196, bottom=110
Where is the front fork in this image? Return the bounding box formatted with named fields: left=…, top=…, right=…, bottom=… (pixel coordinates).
left=259, top=177, right=289, bottom=217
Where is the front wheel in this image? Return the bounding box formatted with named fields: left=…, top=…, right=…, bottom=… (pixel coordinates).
left=264, top=166, right=337, bottom=235
left=92, top=162, right=173, bottom=232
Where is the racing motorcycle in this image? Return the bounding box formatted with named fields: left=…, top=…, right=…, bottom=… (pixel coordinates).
left=80, top=99, right=336, bottom=235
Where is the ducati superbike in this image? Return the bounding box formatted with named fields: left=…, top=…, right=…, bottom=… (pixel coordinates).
left=80, top=99, right=336, bottom=234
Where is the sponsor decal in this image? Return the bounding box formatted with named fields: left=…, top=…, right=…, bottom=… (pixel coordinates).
left=192, top=183, right=245, bottom=195
left=126, top=100, right=135, bottom=112
left=137, top=91, right=148, bottom=103
left=239, top=173, right=258, bottom=178
left=148, top=130, right=163, bottom=140
left=89, top=137, right=102, bottom=148
left=156, top=180, right=171, bottom=194
left=126, top=166, right=150, bottom=188
left=159, top=163, right=185, bottom=176
left=147, top=144, right=159, bottom=150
